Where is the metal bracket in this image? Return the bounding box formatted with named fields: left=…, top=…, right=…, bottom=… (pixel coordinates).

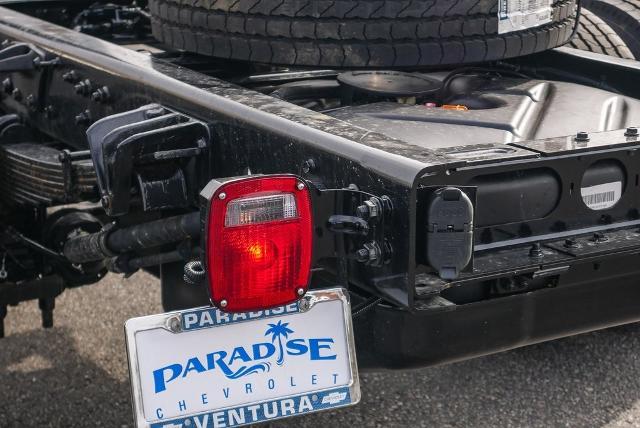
left=0, top=42, right=57, bottom=72
left=313, top=187, right=393, bottom=267
left=86, top=104, right=210, bottom=216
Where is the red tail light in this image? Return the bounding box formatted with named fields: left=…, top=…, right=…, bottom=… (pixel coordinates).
left=203, top=175, right=313, bottom=312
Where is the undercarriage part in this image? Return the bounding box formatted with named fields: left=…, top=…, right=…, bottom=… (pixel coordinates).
left=0, top=42, right=57, bottom=72
left=0, top=275, right=64, bottom=338
left=62, top=211, right=200, bottom=264
left=86, top=104, right=210, bottom=216
left=0, top=141, right=97, bottom=206
left=109, top=245, right=199, bottom=274
left=44, top=211, right=107, bottom=286
left=148, top=0, right=578, bottom=67
left=337, top=71, right=441, bottom=98
left=0, top=114, right=33, bottom=143
left=72, top=3, right=151, bottom=40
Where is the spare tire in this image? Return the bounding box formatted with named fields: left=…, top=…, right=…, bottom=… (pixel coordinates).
left=581, top=0, right=640, bottom=59
left=148, top=0, right=578, bottom=67
left=570, top=8, right=635, bottom=59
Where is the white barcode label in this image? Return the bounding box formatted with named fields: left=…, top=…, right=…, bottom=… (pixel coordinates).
left=498, top=0, right=553, bottom=34
left=581, top=182, right=622, bottom=211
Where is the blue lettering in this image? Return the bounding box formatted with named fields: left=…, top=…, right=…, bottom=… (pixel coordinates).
left=286, top=338, right=308, bottom=356
left=156, top=408, right=163, bottom=419
left=333, top=373, right=339, bottom=384
left=312, top=374, right=318, bottom=385
left=228, top=346, right=251, bottom=365
left=178, top=400, right=187, bottom=411
left=309, top=338, right=337, bottom=360
left=290, top=376, right=297, bottom=387
left=206, top=351, right=227, bottom=370
left=252, top=342, right=275, bottom=360
left=268, top=378, right=275, bottom=390
left=201, top=393, right=208, bottom=405
left=182, top=357, right=206, bottom=377
left=245, top=383, right=253, bottom=394
left=223, top=387, right=230, bottom=398
left=153, top=364, right=182, bottom=393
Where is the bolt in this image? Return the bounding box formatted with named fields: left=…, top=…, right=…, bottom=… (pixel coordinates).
left=218, top=192, right=226, bottom=200
left=564, top=238, right=578, bottom=248
left=74, top=79, right=92, bottom=95
left=298, top=297, right=311, bottom=312
left=1, top=78, right=12, bottom=94
left=529, top=242, right=543, bottom=258
left=296, top=182, right=305, bottom=191
left=356, top=204, right=370, bottom=220
left=75, top=110, right=92, bottom=126
left=357, top=198, right=380, bottom=221
left=100, top=195, right=111, bottom=209
left=168, top=316, right=181, bottom=333
left=625, top=127, right=639, bottom=137
left=62, top=70, right=78, bottom=83
left=302, top=159, right=315, bottom=174
left=219, top=299, right=228, bottom=308
left=355, top=248, right=369, bottom=263
left=296, top=287, right=305, bottom=297
left=58, top=150, right=70, bottom=163
left=356, top=241, right=382, bottom=266
left=575, top=131, right=590, bottom=142
left=11, top=88, right=21, bottom=101
left=25, top=94, right=36, bottom=110
left=91, top=86, right=110, bottom=103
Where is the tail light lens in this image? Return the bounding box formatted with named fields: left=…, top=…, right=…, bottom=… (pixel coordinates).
left=204, top=176, right=313, bottom=312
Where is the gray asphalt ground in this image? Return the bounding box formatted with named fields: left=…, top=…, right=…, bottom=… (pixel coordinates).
left=1, top=272, right=640, bottom=427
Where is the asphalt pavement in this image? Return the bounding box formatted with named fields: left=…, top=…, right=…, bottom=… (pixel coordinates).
left=1, top=272, right=640, bottom=427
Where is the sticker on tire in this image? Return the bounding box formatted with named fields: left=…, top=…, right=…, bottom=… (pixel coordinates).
left=498, top=0, right=553, bottom=34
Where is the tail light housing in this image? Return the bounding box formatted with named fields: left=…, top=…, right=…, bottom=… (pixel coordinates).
left=200, top=175, right=313, bottom=312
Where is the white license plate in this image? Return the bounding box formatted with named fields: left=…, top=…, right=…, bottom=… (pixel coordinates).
left=125, top=288, right=360, bottom=427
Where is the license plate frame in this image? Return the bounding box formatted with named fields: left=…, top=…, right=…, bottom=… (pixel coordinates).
left=125, top=288, right=360, bottom=427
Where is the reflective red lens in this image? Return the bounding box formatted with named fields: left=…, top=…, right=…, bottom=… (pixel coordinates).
left=206, top=176, right=312, bottom=312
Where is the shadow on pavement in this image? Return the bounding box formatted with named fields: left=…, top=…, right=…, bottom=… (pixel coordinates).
left=0, top=328, right=132, bottom=427
left=2, top=314, right=640, bottom=427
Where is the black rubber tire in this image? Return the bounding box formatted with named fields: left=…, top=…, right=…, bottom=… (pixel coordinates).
left=148, top=0, right=578, bottom=67
left=570, top=7, right=635, bottom=59
left=582, top=0, right=640, bottom=59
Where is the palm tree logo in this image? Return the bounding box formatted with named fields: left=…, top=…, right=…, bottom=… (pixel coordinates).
left=265, top=321, right=294, bottom=366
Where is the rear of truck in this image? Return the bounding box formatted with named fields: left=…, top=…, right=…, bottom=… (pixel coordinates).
left=2, top=1, right=640, bottom=426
